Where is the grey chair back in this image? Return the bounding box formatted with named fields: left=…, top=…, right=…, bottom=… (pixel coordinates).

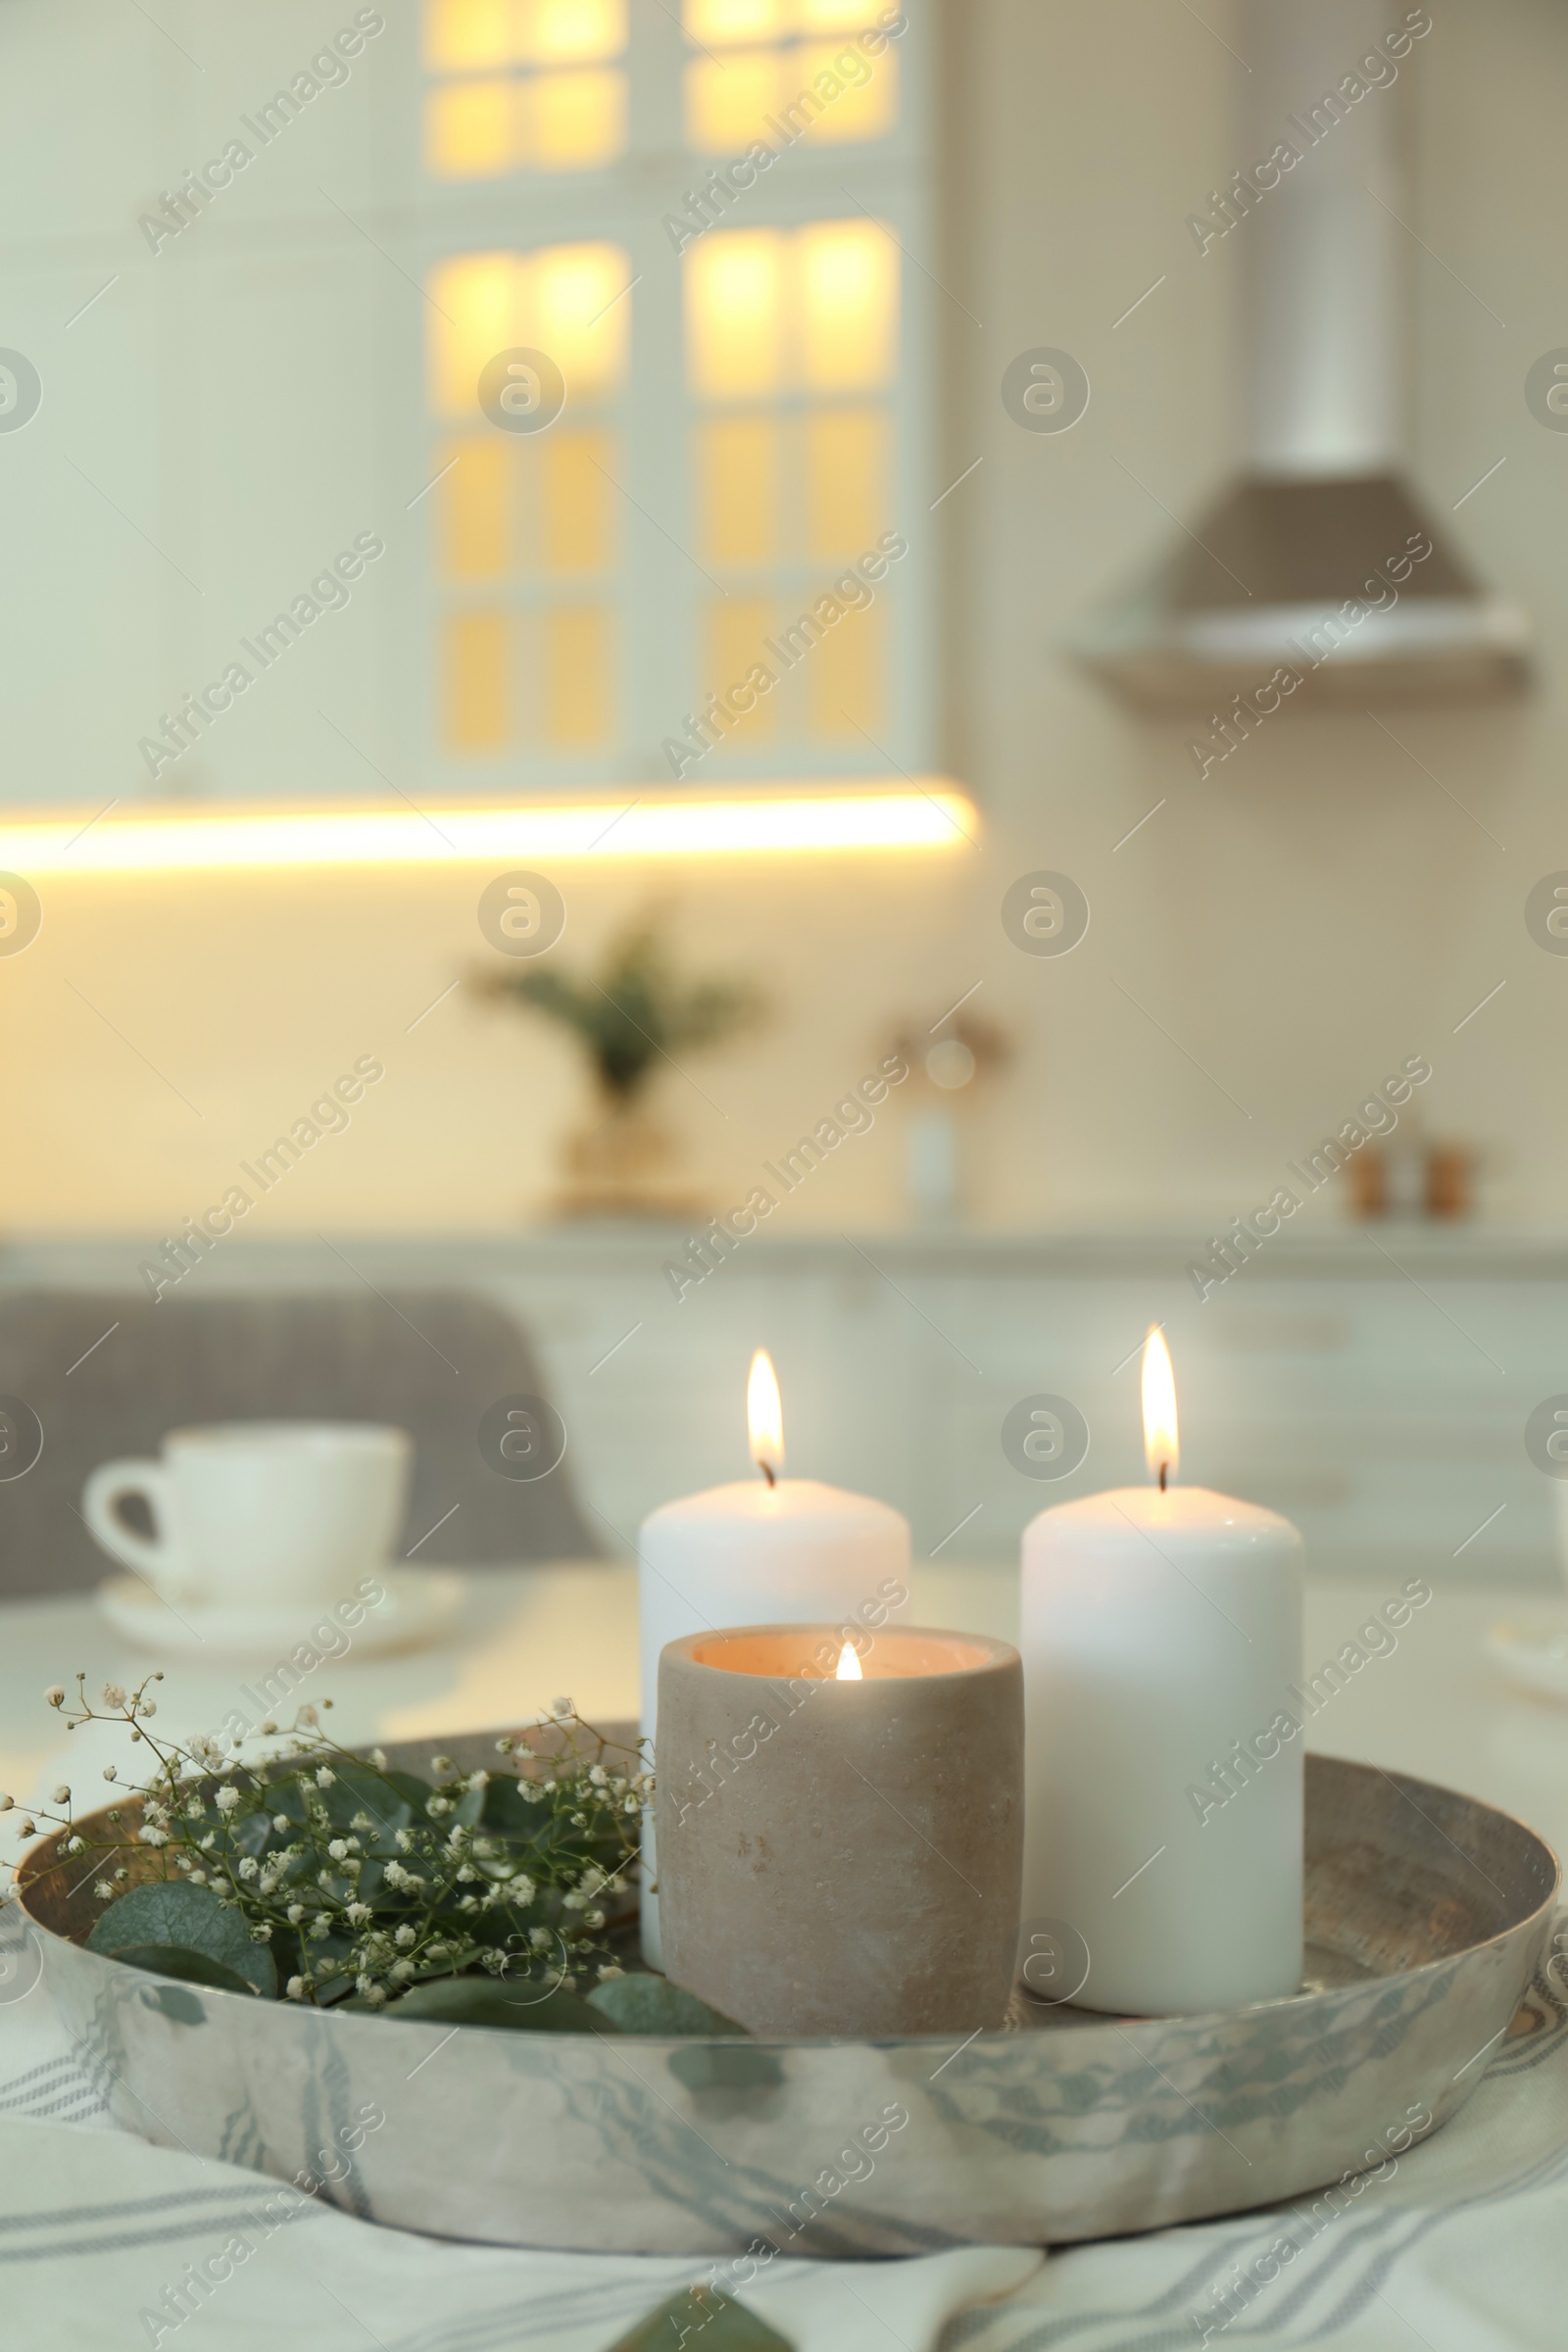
left=0, top=1290, right=600, bottom=1598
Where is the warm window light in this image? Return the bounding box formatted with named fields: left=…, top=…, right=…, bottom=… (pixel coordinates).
left=835, top=1641, right=862, bottom=1681
left=1142, top=1326, right=1180, bottom=1490
left=748, top=1348, right=785, bottom=1484
left=687, top=231, right=785, bottom=400
left=799, top=219, right=897, bottom=389
left=429, top=244, right=630, bottom=416
left=685, top=0, right=781, bottom=41
left=686, top=221, right=896, bottom=401
left=425, top=0, right=512, bottom=72
left=0, top=788, right=975, bottom=876
left=525, top=0, right=626, bottom=64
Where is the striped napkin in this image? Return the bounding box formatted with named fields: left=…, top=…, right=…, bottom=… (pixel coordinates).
left=2, top=1904, right=1563, bottom=2351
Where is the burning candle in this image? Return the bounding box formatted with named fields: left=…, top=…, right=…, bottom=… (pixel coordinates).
left=637, top=1351, right=910, bottom=1964
left=656, top=1622, right=1023, bottom=2036
left=1020, top=1330, right=1303, bottom=2016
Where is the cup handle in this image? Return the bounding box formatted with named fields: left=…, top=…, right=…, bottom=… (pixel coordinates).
left=81, top=1459, right=181, bottom=1592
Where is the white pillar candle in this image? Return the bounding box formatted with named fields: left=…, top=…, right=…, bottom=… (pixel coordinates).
left=1021, top=1330, right=1303, bottom=2016
left=637, top=1350, right=911, bottom=1964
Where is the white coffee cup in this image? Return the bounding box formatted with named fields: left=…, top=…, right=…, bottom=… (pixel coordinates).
left=82, top=1422, right=412, bottom=1609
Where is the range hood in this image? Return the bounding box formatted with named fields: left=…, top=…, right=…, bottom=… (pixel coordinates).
left=1073, top=0, right=1530, bottom=713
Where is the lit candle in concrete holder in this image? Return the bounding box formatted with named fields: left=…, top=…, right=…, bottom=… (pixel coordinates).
left=656, top=1622, right=1023, bottom=2037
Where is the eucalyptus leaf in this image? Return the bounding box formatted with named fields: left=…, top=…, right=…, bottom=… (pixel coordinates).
left=109, top=1943, right=261, bottom=1997
left=86, top=1883, right=278, bottom=1997
left=608, top=2285, right=793, bottom=2351
left=383, top=1975, right=616, bottom=2034
left=587, top=1975, right=749, bottom=2037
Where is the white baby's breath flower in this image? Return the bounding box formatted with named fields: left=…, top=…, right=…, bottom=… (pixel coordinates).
left=101, top=1683, right=126, bottom=1709
left=429, top=1755, right=454, bottom=1776
left=297, top=1704, right=318, bottom=1728
left=286, top=1977, right=307, bottom=2000
left=390, top=1958, right=415, bottom=1984
left=259, top=1719, right=277, bottom=1736
left=315, top=1767, right=335, bottom=1788
left=588, top=1765, right=608, bottom=1788
left=550, top=1696, right=572, bottom=1719
left=15, top=1819, right=35, bottom=1838
left=346, top=1901, right=371, bottom=1926
left=251, top=1923, right=272, bottom=1941
left=0, top=1796, right=11, bottom=1813
left=237, top=1856, right=259, bottom=1881
left=368, top=1748, right=386, bottom=1771
left=102, top=1766, right=118, bottom=1783
left=137, top=1827, right=169, bottom=1847
left=44, top=1687, right=64, bottom=1708
left=287, top=1903, right=305, bottom=1924
left=466, top=1770, right=488, bottom=1792
left=562, top=1891, right=586, bottom=1911
left=327, top=1838, right=349, bottom=1862
left=51, top=1786, right=70, bottom=1804
left=393, top=1924, right=416, bottom=1947
left=596, top=1963, right=625, bottom=1982
left=187, top=1870, right=208, bottom=1886
left=93, top=1879, right=114, bottom=1901
left=271, top=1814, right=290, bottom=1834
left=215, top=1786, right=240, bottom=1813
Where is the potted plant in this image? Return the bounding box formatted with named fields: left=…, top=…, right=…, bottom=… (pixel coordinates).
left=476, top=913, right=763, bottom=1218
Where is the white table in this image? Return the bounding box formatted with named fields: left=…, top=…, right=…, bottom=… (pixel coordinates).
left=2, top=1563, right=1566, bottom=1866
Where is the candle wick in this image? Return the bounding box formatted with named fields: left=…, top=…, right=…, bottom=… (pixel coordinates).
left=760, top=1461, right=776, bottom=1489
left=1159, top=1461, right=1167, bottom=1493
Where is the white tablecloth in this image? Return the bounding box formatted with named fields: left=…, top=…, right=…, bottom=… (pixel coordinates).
left=2, top=1902, right=1564, bottom=2352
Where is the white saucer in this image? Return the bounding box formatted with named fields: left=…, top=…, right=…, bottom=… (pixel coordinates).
left=97, top=1566, right=465, bottom=1662
left=1484, top=1608, right=1568, bottom=1705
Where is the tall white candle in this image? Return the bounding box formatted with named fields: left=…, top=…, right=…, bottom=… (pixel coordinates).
left=637, top=1350, right=911, bottom=1964
left=1021, top=1330, right=1303, bottom=2016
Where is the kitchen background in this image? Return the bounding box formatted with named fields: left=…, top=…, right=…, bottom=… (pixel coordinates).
left=0, top=0, right=1564, bottom=1586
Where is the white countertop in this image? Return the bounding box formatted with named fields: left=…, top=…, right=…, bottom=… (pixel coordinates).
left=2, top=1562, right=1565, bottom=1867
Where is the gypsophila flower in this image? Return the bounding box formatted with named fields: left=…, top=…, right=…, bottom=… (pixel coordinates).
left=260, top=1719, right=278, bottom=1736
left=272, top=1814, right=290, bottom=1833
left=298, top=1705, right=318, bottom=1728
left=237, top=1857, right=259, bottom=1880
left=102, top=1766, right=118, bottom=1783
left=101, top=1683, right=125, bottom=1710
left=93, top=1880, right=114, bottom=1901
left=327, top=1838, right=350, bottom=1862
left=394, top=1925, right=416, bottom=1946
left=551, top=1697, right=572, bottom=1718
left=346, top=1902, right=371, bottom=1926
left=368, top=1748, right=386, bottom=1770
left=287, top=1903, right=305, bottom=1924
left=216, top=1786, right=240, bottom=1812
left=44, top=1688, right=64, bottom=1708
left=315, top=1767, right=335, bottom=1788
left=286, top=1977, right=307, bottom=1999
left=52, top=1786, right=70, bottom=1804
left=138, top=1827, right=169, bottom=1847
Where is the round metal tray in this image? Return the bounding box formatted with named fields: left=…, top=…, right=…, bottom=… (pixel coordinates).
left=21, top=1736, right=1559, bottom=2254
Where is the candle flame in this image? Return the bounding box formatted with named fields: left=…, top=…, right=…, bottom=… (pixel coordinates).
left=835, top=1641, right=863, bottom=1681
left=747, top=1348, right=784, bottom=1481
left=1141, top=1326, right=1179, bottom=1486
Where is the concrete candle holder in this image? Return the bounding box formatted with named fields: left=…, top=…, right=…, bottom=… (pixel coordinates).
left=656, top=1622, right=1024, bottom=2037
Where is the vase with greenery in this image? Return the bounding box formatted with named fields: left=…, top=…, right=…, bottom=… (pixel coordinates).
left=477, top=913, right=763, bottom=1218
